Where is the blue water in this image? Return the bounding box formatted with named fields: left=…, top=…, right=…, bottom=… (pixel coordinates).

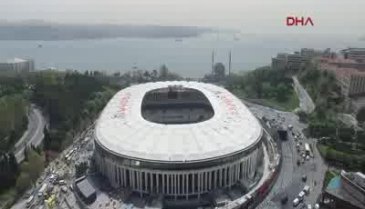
left=0, top=33, right=363, bottom=77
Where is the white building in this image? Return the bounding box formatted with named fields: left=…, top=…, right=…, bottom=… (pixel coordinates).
left=0, top=58, right=34, bottom=73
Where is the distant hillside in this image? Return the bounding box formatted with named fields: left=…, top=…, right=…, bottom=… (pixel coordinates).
left=0, top=22, right=212, bottom=40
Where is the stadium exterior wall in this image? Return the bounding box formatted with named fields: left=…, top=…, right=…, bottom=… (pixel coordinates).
left=93, top=134, right=264, bottom=198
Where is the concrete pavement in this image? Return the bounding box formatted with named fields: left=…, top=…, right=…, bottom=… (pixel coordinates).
left=292, top=76, right=315, bottom=114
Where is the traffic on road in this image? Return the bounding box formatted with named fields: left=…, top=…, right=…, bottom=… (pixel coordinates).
left=248, top=102, right=327, bottom=209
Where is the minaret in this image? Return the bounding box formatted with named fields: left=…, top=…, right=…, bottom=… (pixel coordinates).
left=212, top=50, right=215, bottom=74
left=228, top=50, right=232, bottom=76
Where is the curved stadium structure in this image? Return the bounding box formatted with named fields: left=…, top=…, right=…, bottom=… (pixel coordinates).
left=94, top=81, right=265, bottom=199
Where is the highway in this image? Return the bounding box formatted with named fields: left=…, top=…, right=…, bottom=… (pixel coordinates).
left=247, top=102, right=327, bottom=209
left=14, top=105, right=46, bottom=163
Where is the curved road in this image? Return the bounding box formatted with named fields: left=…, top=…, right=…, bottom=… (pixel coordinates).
left=292, top=76, right=315, bottom=114
left=14, top=105, right=46, bottom=163
left=247, top=103, right=327, bottom=209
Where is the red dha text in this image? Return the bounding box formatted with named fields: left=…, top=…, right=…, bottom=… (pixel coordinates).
left=286, top=16, right=314, bottom=26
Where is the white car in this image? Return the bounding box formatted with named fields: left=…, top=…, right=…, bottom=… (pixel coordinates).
left=314, top=203, right=320, bottom=209
left=307, top=204, right=312, bottom=209
left=58, top=180, right=66, bottom=185
left=298, top=191, right=305, bottom=200
left=303, top=185, right=310, bottom=194
left=293, top=198, right=300, bottom=207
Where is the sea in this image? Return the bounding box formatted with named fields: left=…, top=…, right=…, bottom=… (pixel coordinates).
left=0, top=32, right=363, bottom=78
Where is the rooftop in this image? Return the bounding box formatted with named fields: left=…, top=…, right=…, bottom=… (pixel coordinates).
left=1, top=58, right=28, bottom=64
left=95, top=81, right=263, bottom=162
left=75, top=179, right=96, bottom=198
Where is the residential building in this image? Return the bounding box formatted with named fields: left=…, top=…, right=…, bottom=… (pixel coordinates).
left=271, top=48, right=323, bottom=70
left=318, top=56, right=365, bottom=96
left=301, top=48, right=323, bottom=61
left=286, top=53, right=304, bottom=71
left=0, top=58, right=34, bottom=73
left=341, top=48, right=365, bottom=63
left=271, top=53, right=287, bottom=70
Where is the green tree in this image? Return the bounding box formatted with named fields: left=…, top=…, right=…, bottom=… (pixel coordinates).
left=15, top=173, right=31, bottom=193
left=275, top=83, right=289, bottom=102
left=159, top=65, right=169, bottom=81
left=297, top=110, right=308, bottom=123
left=213, top=63, right=225, bottom=81
left=43, top=127, right=51, bottom=150
left=356, top=107, right=365, bottom=123
left=21, top=148, right=44, bottom=182
left=75, top=162, right=89, bottom=178
left=0, top=153, right=19, bottom=191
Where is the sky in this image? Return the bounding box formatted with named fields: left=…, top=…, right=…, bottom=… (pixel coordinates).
left=0, top=0, right=364, bottom=34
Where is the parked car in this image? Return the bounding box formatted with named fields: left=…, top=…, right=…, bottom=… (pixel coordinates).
left=303, top=185, right=310, bottom=195
left=293, top=198, right=300, bottom=207
left=298, top=191, right=305, bottom=200
left=58, top=180, right=66, bottom=185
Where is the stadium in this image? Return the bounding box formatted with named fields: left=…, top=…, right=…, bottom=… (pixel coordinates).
left=93, top=81, right=265, bottom=200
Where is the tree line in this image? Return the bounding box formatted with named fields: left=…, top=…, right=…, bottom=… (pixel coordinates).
left=298, top=63, right=364, bottom=172
left=225, top=66, right=295, bottom=107
left=0, top=76, right=29, bottom=152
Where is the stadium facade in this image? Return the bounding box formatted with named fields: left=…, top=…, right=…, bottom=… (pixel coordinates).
left=93, top=81, right=265, bottom=199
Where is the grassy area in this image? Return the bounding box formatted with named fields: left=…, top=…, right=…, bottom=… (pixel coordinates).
left=227, top=66, right=300, bottom=112
left=230, top=87, right=299, bottom=112
left=317, top=144, right=328, bottom=158
left=318, top=144, right=365, bottom=172
left=258, top=92, right=299, bottom=112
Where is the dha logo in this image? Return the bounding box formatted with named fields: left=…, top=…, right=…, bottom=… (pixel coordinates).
left=286, top=16, right=314, bottom=26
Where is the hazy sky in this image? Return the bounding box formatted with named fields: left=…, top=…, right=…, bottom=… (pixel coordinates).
left=1, top=0, right=364, bottom=34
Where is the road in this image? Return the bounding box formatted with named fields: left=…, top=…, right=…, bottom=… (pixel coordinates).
left=14, top=105, right=46, bottom=163
left=246, top=102, right=327, bottom=209
left=292, top=76, right=315, bottom=114
left=11, top=123, right=94, bottom=209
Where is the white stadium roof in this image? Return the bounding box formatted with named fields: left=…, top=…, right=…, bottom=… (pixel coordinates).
left=95, top=81, right=263, bottom=162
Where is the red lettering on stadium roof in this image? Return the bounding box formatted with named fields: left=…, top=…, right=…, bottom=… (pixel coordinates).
left=221, top=94, right=239, bottom=115
left=116, top=92, right=131, bottom=118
